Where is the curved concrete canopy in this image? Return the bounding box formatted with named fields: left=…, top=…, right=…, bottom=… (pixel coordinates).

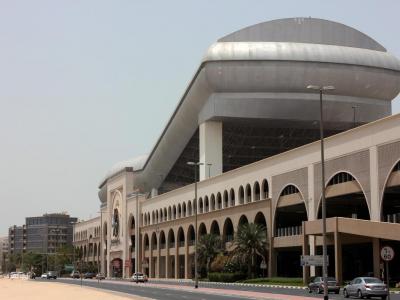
left=99, top=18, right=400, bottom=195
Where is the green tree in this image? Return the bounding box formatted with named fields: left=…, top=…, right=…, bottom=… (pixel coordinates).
left=230, top=223, right=268, bottom=278
left=22, top=252, right=43, bottom=273
left=196, top=234, right=222, bottom=276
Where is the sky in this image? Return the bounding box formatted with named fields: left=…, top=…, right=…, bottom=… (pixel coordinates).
left=0, top=0, right=399, bottom=235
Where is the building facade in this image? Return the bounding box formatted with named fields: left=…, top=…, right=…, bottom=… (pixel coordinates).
left=83, top=18, right=400, bottom=282
left=0, top=236, right=8, bottom=273
left=8, top=213, right=77, bottom=256
left=73, top=217, right=101, bottom=272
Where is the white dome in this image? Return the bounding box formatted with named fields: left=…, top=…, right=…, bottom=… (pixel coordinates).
left=100, top=154, right=148, bottom=185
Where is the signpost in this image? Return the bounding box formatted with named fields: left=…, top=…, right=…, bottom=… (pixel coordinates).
left=300, top=255, right=329, bottom=267
left=381, top=246, right=394, bottom=300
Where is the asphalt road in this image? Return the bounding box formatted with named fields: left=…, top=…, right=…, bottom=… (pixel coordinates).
left=39, top=278, right=254, bottom=300
left=38, top=278, right=400, bottom=300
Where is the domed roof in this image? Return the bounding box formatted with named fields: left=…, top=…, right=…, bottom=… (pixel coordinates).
left=219, top=17, right=385, bottom=51
left=100, top=154, right=148, bottom=185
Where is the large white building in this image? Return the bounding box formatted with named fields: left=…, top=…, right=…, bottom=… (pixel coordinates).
left=74, top=18, right=400, bottom=283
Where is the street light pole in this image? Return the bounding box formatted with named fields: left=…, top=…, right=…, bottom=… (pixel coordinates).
left=307, top=85, right=335, bottom=300
left=187, top=161, right=204, bottom=289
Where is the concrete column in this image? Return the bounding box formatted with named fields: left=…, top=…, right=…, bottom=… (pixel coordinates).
left=166, top=249, right=170, bottom=278
left=309, top=235, right=316, bottom=276
left=174, top=248, right=179, bottom=279
left=184, top=247, right=189, bottom=279
left=369, top=146, right=381, bottom=221
left=334, top=231, right=342, bottom=284
left=372, top=238, right=381, bottom=278
left=156, top=246, right=160, bottom=278
left=268, top=237, right=277, bottom=277
left=307, top=164, right=316, bottom=221
left=199, top=121, right=222, bottom=180
left=302, top=223, right=310, bottom=284
left=149, top=242, right=153, bottom=278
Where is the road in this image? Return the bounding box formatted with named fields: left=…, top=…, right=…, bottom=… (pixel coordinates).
left=38, top=278, right=400, bottom=300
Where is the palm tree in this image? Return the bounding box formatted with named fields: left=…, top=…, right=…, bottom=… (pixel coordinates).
left=197, top=234, right=222, bottom=275
left=231, top=223, right=268, bottom=278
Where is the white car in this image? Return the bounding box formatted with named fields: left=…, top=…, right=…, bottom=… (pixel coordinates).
left=41, top=273, right=48, bottom=278
left=131, top=272, right=148, bottom=283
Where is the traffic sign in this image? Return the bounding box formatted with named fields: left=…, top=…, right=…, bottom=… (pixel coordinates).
left=381, top=246, right=395, bottom=262
left=300, top=255, right=329, bottom=266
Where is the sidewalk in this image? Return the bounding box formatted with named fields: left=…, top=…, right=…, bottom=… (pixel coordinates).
left=0, top=277, right=148, bottom=300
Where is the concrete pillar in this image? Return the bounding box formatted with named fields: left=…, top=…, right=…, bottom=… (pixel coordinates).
left=174, top=248, right=179, bottom=279
left=334, top=231, right=342, bottom=284
left=302, top=223, right=310, bottom=284
left=370, top=146, right=381, bottom=221
left=268, top=238, right=277, bottom=277
left=149, top=242, right=153, bottom=278
left=184, top=247, right=190, bottom=279
left=309, top=235, right=316, bottom=276
left=372, top=238, right=381, bottom=278
left=199, top=121, right=222, bottom=180
left=166, top=250, right=170, bottom=278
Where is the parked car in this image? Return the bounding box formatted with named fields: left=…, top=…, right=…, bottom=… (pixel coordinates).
left=70, top=271, right=80, bottom=279
left=95, top=273, right=105, bottom=280
left=343, top=277, right=388, bottom=300
left=83, top=272, right=96, bottom=279
left=308, top=276, right=340, bottom=294
left=46, top=271, right=57, bottom=279
left=131, top=272, right=148, bottom=283
left=40, top=273, right=48, bottom=279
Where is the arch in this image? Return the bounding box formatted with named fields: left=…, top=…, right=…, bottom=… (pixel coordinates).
left=177, top=227, right=185, bottom=247
left=177, top=204, right=182, bottom=218
left=245, top=183, right=252, bottom=203
left=167, top=229, right=175, bottom=248
left=182, top=202, right=187, bottom=217
left=199, top=198, right=204, bottom=213
left=143, top=234, right=149, bottom=250
left=164, top=208, right=167, bottom=222
left=239, top=186, right=244, bottom=204
left=159, top=230, right=166, bottom=249
left=94, top=243, right=97, bottom=257
left=187, top=225, right=195, bottom=246
left=159, top=209, right=163, bottom=223
left=275, top=183, right=307, bottom=236
left=103, top=222, right=107, bottom=237
left=222, top=218, right=234, bottom=243
left=168, top=206, right=172, bottom=221
left=253, top=181, right=261, bottom=201
left=217, top=192, right=222, bottom=209
left=188, top=200, right=192, bottom=216
left=254, top=211, right=267, bottom=228
left=151, top=232, right=158, bottom=249
left=152, top=211, right=155, bottom=224
left=381, top=160, right=400, bottom=221
left=317, top=171, right=370, bottom=220
left=211, top=194, right=216, bottom=211
left=238, top=215, right=249, bottom=228
left=210, top=220, right=220, bottom=235
left=261, top=179, right=269, bottom=199
left=230, top=188, right=236, bottom=206
left=198, top=222, right=207, bottom=237
left=223, top=190, right=229, bottom=208
left=173, top=205, right=177, bottom=220
left=204, top=196, right=209, bottom=212
left=156, top=210, right=159, bottom=223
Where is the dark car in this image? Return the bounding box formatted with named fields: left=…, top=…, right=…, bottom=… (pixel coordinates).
left=46, top=271, right=57, bottom=279
left=308, top=276, right=340, bottom=294
left=83, top=272, right=96, bottom=279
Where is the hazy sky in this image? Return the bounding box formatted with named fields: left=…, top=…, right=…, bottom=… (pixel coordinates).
left=0, top=0, right=399, bottom=235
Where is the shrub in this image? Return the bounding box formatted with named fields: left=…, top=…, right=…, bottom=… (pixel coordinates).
left=208, top=272, right=246, bottom=282
left=210, top=255, right=228, bottom=273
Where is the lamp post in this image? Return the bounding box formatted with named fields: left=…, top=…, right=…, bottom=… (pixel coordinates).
left=307, top=85, right=335, bottom=300
left=187, top=161, right=204, bottom=289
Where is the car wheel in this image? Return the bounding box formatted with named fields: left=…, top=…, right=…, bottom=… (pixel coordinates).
left=357, top=289, right=363, bottom=299
left=381, top=296, right=387, bottom=300
left=307, top=287, right=312, bottom=293
left=317, top=287, right=322, bottom=294
left=344, top=289, right=349, bottom=298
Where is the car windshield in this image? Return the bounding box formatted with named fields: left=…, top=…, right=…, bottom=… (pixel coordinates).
left=327, top=277, right=336, bottom=281
left=364, top=278, right=383, bottom=284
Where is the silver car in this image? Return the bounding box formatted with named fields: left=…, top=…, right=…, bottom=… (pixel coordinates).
left=343, top=277, right=388, bottom=299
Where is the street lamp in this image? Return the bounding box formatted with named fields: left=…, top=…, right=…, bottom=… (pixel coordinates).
left=307, top=84, right=335, bottom=300
left=187, top=161, right=204, bottom=289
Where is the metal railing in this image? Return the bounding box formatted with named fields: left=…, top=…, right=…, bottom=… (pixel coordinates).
left=275, top=225, right=302, bottom=237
